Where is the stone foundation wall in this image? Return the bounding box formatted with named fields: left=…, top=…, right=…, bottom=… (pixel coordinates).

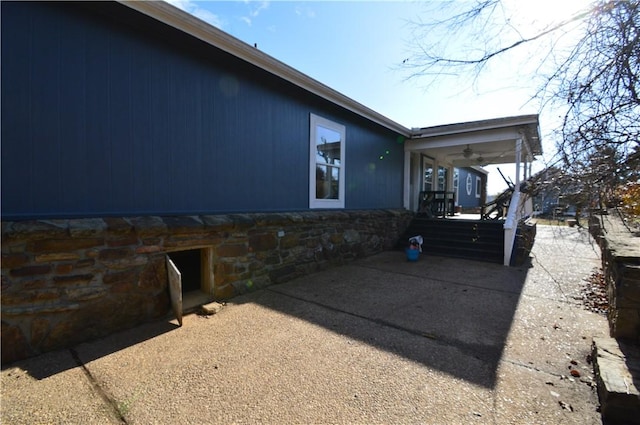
left=590, top=212, right=640, bottom=342
left=511, top=220, right=537, bottom=266
left=2, top=209, right=414, bottom=364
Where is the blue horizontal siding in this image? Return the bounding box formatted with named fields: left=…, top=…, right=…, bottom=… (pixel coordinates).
left=1, top=2, right=404, bottom=220
left=345, top=123, right=405, bottom=209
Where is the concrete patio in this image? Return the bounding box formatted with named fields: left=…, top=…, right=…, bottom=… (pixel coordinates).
left=1, top=225, right=609, bottom=424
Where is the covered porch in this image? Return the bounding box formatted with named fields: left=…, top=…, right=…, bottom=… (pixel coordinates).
left=402, top=115, right=543, bottom=265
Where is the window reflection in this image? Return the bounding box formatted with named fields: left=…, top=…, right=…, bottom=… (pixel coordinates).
left=423, top=165, right=433, bottom=191
left=438, top=166, right=447, bottom=191
left=316, top=165, right=340, bottom=199
left=315, top=125, right=341, bottom=200
left=316, top=126, right=341, bottom=165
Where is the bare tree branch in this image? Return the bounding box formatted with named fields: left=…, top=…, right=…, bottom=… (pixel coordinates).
left=404, top=0, right=640, bottom=210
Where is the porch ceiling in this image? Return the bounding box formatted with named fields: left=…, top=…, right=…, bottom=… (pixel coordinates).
left=407, top=115, right=542, bottom=168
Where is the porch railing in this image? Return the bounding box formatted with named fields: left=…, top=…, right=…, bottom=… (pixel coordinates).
left=478, top=176, right=535, bottom=265
left=481, top=187, right=513, bottom=220
left=417, top=191, right=455, bottom=218
left=502, top=188, right=534, bottom=265
left=416, top=186, right=534, bottom=266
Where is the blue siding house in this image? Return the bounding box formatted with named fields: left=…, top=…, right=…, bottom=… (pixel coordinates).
left=1, top=1, right=406, bottom=219
left=0, top=1, right=416, bottom=363
left=0, top=1, right=541, bottom=363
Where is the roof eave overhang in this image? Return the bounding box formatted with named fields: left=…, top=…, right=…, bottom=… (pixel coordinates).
left=411, top=114, right=542, bottom=156
left=411, top=115, right=540, bottom=138
left=117, top=0, right=412, bottom=137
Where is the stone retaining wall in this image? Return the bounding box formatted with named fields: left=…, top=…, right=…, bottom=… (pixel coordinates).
left=511, top=219, right=537, bottom=266
left=1, top=209, right=414, bottom=364
left=590, top=211, right=640, bottom=342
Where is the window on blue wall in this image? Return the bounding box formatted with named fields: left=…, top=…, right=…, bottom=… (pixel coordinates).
left=475, top=176, right=482, bottom=198
left=309, top=114, right=345, bottom=208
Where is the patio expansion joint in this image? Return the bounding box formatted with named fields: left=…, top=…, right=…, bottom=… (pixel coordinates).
left=501, top=357, right=577, bottom=380
left=266, top=286, right=499, bottom=364
left=69, top=348, right=128, bottom=424
left=353, top=263, right=525, bottom=297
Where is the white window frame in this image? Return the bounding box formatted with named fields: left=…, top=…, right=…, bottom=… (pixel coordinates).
left=309, top=114, right=346, bottom=209
left=475, top=176, right=482, bottom=198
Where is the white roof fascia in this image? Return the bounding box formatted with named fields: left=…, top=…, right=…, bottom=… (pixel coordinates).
left=413, top=115, right=539, bottom=138
left=117, top=1, right=411, bottom=137
left=412, top=114, right=542, bottom=156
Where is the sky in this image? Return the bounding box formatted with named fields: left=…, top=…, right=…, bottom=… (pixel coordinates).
left=164, top=0, right=589, bottom=195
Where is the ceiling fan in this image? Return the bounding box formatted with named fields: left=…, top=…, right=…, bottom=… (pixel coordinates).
left=461, top=145, right=489, bottom=166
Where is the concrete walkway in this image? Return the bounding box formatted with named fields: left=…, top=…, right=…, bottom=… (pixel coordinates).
left=1, top=225, right=609, bottom=424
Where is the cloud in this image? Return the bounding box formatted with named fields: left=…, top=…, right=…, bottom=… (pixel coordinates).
left=295, top=5, right=316, bottom=19
left=192, top=9, right=224, bottom=28
left=249, top=1, right=269, bottom=18
left=240, top=1, right=270, bottom=26
left=163, top=0, right=224, bottom=29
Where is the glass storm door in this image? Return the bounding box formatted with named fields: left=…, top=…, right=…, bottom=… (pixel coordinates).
left=422, top=157, right=433, bottom=192
left=438, top=166, right=448, bottom=191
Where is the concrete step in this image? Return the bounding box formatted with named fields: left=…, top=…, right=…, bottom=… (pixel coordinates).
left=592, top=337, right=640, bottom=424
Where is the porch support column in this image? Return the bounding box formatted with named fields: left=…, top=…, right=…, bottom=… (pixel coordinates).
left=403, top=150, right=411, bottom=209
left=521, top=135, right=533, bottom=182
left=515, top=138, right=522, bottom=192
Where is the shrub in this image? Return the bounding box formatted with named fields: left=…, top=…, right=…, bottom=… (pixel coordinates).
left=614, top=182, right=640, bottom=219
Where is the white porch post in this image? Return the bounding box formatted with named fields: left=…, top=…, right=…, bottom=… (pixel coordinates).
left=515, top=138, right=522, bottom=192
left=504, top=137, right=523, bottom=266
left=403, top=150, right=411, bottom=209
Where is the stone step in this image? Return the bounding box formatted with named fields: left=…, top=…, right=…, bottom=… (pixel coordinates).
left=592, top=337, right=640, bottom=424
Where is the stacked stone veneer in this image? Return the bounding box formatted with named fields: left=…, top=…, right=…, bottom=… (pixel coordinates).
left=2, top=209, right=414, bottom=364
left=590, top=211, right=640, bottom=342
left=511, top=219, right=537, bottom=266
